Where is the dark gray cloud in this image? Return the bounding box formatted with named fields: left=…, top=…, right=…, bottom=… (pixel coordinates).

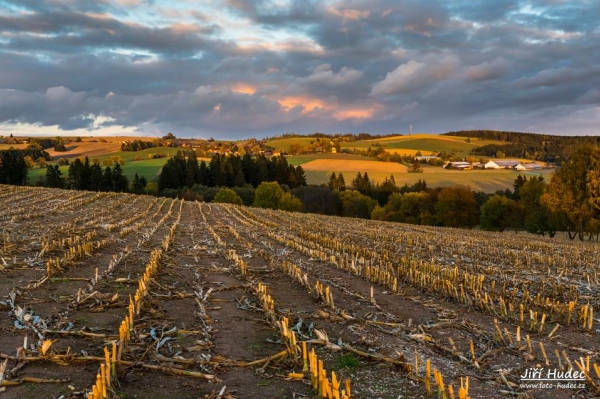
left=0, top=0, right=599, bottom=138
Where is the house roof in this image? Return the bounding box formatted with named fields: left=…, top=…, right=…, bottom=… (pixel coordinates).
left=490, top=160, right=521, bottom=166
left=518, top=163, right=542, bottom=169
left=449, top=161, right=471, bottom=166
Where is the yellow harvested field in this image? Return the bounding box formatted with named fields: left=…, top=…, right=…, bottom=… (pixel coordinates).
left=0, top=143, right=27, bottom=150
left=45, top=141, right=122, bottom=159
left=301, top=159, right=408, bottom=173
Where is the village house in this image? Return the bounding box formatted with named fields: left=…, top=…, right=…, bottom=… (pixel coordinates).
left=515, top=162, right=542, bottom=171
left=484, top=160, right=521, bottom=169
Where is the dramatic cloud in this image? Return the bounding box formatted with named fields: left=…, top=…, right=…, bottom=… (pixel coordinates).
left=0, top=0, right=599, bottom=138
left=371, top=53, right=460, bottom=95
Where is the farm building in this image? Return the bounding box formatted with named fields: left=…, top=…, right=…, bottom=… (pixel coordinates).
left=484, top=160, right=521, bottom=169
left=445, top=161, right=471, bottom=169
left=415, top=155, right=440, bottom=162
left=515, top=162, right=542, bottom=171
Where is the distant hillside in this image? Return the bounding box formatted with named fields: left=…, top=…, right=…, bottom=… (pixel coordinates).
left=444, top=130, right=600, bottom=163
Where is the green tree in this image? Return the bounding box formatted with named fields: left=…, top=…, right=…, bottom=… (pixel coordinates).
left=435, top=185, right=479, bottom=228
left=542, top=145, right=597, bottom=240
left=111, top=163, right=129, bottom=192
left=54, top=136, right=67, bottom=152
left=400, top=191, right=432, bottom=224
left=294, top=165, right=307, bottom=186
left=513, top=175, right=527, bottom=200
left=278, top=192, right=303, bottom=212
left=519, top=177, right=557, bottom=236
left=232, top=186, right=255, bottom=206
left=328, top=172, right=338, bottom=190
left=352, top=172, right=371, bottom=195
left=253, top=181, right=284, bottom=209
left=45, top=165, right=65, bottom=188
left=234, top=169, right=246, bottom=187
left=379, top=192, right=403, bottom=222
left=0, top=150, right=29, bottom=185
left=90, top=163, right=102, bottom=191
left=371, top=205, right=386, bottom=220
left=131, top=173, right=145, bottom=194
left=27, top=139, right=42, bottom=151
left=480, top=195, right=515, bottom=232
left=340, top=190, right=376, bottom=219
left=101, top=166, right=113, bottom=191
left=213, top=187, right=244, bottom=205
left=145, top=182, right=159, bottom=195
left=409, top=162, right=423, bottom=173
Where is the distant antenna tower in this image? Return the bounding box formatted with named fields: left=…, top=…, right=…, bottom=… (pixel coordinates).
left=410, top=124, right=413, bottom=135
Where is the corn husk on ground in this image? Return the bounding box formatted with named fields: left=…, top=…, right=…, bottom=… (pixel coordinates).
left=1, top=186, right=600, bottom=398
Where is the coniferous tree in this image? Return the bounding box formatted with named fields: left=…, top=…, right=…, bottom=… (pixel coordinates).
left=336, top=172, right=345, bottom=191
left=102, top=166, right=113, bottom=191
left=80, top=157, right=92, bottom=190
left=139, top=175, right=148, bottom=189
left=234, top=169, right=246, bottom=187
left=352, top=172, right=363, bottom=191
left=112, top=163, right=129, bottom=192
left=45, top=165, right=65, bottom=188
left=199, top=160, right=209, bottom=186
left=90, top=163, right=102, bottom=191
left=328, top=172, right=338, bottom=190
left=185, top=154, right=200, bottom=187
left=0, top=150, right=29, bottom=185
left=68, top=158, right=84, bottom=189
left=209, top=154, right=222, bottom=187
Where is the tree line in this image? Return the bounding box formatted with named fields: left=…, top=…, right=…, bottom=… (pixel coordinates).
left=2, top=144, right=599, bottom=240
left=120, top=138, right=180, bottom=151
left=157, top=152, right=306, bottom=193
left=42, top=156, right=141, bottom=193
left=445, top=130, right=600, bottom=163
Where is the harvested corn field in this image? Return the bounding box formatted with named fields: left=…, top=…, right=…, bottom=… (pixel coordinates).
left=0, top=185, right=599, bottom=399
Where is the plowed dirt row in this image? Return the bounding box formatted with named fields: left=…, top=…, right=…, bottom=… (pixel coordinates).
left=217, top=204, right=598, bottom=399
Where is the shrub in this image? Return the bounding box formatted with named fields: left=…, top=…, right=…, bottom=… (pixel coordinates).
left=213, top=187, right=243, bottom=205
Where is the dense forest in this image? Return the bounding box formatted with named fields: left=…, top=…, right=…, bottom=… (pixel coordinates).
left=445, top=130, right=600, bottom=162
left=157, top=152, right=307, bottom=193
left=120, top=138, right=181, bottom=151
left=0, top=150, right=30, bottom=185
left=0, top=148, right=51, bottom=185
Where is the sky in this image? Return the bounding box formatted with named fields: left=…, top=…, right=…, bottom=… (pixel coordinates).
left=0, top=0, right=599, bottom=139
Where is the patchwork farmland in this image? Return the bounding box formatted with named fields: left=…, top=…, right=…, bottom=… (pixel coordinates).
left=0, top=185, right=599, bottom=399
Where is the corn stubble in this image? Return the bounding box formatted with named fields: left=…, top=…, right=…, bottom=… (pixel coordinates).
left=1, top=186, right=600, bottom=398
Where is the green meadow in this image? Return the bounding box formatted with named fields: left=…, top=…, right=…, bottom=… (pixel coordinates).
left=340, top=135, right=503, bottom=157
left=27, top=158, right=168, bottom=184
left=305, top=167, right=554, bottom=193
